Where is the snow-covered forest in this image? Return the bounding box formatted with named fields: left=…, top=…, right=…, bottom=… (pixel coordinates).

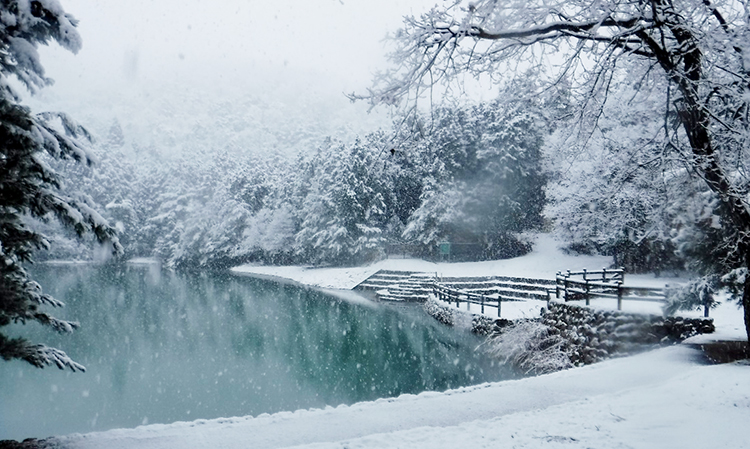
left=34, top=95, right=550, bottom=269
left=10, top=0, right=746, bottom=286
left=3, top=0, right=750, bottom=367
left=30, top=71, right=724, bottom=280
left=2, top=0, right=750, bottom=446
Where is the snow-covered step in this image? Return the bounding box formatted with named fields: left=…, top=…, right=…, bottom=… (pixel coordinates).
left=356, top=270, right=556, bottom=304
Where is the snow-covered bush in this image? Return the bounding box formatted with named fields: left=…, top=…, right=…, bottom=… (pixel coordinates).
left=483, top=319, right=573, bottom=375
left=480, top=302, right=715, bottom=374
left=423, top=296, right=455, bottom=327
left=664, top=275, right=720, bottom=316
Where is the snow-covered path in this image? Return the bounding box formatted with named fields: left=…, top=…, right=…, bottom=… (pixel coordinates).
left=54, top=346, right=748, bottom=448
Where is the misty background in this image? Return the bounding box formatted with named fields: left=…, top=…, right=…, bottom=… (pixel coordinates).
left=24, top=0, right=442, bottom=156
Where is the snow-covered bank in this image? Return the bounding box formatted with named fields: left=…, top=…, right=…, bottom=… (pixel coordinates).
left=231, top=234, right=686, bottom=290
left=231, top=233, right=709, bottom=321
left=50, top=346, right=748, bottom=449
left=231, top=234, right=616, bottom=290
left=230, top=232, right=747, bottom=341
left=27, top=234, right=747, bottom=448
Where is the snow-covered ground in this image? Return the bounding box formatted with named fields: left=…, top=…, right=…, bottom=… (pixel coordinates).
left=232, top=234, right=616, bottom=290
left=231, top=234, right=686, bottom=290
left=53, top=345, right=749, bottom=449
left=231, top=233, right=708, bottom=320
left=50, top=234, right=748, bottom=448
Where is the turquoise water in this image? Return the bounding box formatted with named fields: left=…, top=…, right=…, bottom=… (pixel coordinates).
left=0, top=264, right=512, bottom=440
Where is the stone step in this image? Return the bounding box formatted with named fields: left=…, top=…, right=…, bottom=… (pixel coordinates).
left=355, top=270, right=555, bottom=304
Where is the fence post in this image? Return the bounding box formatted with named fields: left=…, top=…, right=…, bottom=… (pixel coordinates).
left=602, top=268, right=607, bottom=282
left=497, top=297, right=502, bottom=318
left=620, top=267, right=625, bottom=284
left=481, top=295, right=485, bottom=314
left=564, top=278, right=569, bottom=302
left=583, top=268, right=587, bottom=281
left=704, top=303, right=710, bottom=318
left=617, top=283, right=623, bottom=311
left=585, top=280, right=590, bottom=306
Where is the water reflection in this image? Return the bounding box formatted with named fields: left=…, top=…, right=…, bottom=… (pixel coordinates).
left=0, top=264, right=513, bottom=440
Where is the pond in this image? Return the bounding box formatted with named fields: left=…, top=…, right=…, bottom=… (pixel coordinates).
left=0, top=264, right=514, bottom=440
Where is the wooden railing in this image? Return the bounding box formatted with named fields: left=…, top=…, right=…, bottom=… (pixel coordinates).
left=554, top=268, right=684, bottom=314
left=432, top=283, right=517, bottom=317
left=428, top=268, right=697, bottom=318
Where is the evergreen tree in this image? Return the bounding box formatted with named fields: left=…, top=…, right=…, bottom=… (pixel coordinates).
left=400, top=101, right=546, bottom=260
left=0, top=1, right=119, bottom=370
left=294, top=139, right=388, bottom=265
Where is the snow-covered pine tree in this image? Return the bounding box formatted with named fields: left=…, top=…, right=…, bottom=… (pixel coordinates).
left=400, top=101, right=546, bottom=260
left=293, top=138, right=389, bottom=266
left=1, top=0, right=120, bottom=370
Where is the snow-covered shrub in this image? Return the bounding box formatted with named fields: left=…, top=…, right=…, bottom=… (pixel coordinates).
left=664, top=275, right=720, bottom=316
left=423, top=296, right=455, bottom=326
left=470, top=314, right=499, bottom=336
left=480, top=302, right=714, bottom=374
left=483, top=319, right=573, bottom=375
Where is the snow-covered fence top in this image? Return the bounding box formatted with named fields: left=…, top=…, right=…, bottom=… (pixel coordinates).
left=561, top=268, right=625, bottom=283
left=433, top=283, right=507, bottom=317
left=554, top=269, right=682, bottom=314
left=355, top=270, right=554, bottom=318
left=431, top=276, right=555, bottom=317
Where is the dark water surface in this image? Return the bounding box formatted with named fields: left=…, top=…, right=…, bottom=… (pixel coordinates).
left=0, top=264, right=513, bottom=440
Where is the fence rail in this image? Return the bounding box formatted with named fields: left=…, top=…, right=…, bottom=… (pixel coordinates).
left=432, top=283, right=508, bottom=317
left=361, top=267, right=697, bottom=318
left=552, top=268, right=694, bottom=315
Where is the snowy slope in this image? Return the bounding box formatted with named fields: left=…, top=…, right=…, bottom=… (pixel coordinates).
left=54, top=346, right=749, bottom=449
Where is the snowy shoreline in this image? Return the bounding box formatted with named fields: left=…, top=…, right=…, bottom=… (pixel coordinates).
left=230, top=234, right=689, bottom=291
left=23, top=234, right=749, bottom=448
left=48, top=345, right=749, bottom=449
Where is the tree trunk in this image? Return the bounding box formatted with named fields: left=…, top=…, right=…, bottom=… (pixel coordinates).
left=651, top=13, right=750, bottom=344
left=745, top=257, right=750, bottom=346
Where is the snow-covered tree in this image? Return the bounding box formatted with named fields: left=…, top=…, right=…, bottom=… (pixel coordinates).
left=295, top=139, right=388, bottom=265
left=361, top=0, right=750, bottom=342
left=545, top=81, right=688, bottom=273
left=399, top=101, right=546, bottom=259
left=0, top=0, right=120, bottom=370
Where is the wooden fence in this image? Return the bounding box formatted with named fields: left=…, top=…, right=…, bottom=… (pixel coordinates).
left=432, top=283, right=508, bottom=317
left=426, top=268, right=700, bottom=318
left=553, top=268, right=692, bottom=315
left=431, top=270, right=631, bottom=318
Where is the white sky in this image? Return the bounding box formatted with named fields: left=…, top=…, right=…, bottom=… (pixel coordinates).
left=40, top=0, right=441, bottom=95
left=24, top=0, right=452, bottom=155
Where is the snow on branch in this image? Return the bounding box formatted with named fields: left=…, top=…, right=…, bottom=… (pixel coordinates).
left=0, top=334, right=85, bottom=371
